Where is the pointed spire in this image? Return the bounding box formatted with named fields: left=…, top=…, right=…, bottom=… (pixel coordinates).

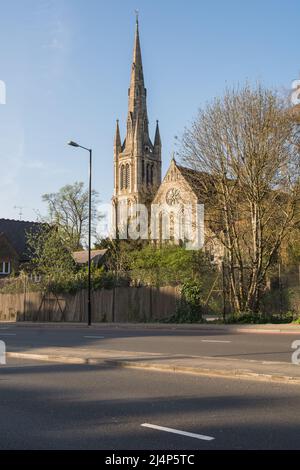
left=133, top=114, right=143, bottom=155
left=131, top=13, right=143, bottom=87
left=114, top=119, right=121, bottom=154
left=154, top=120, right=161, bottom=147
left=127, top=15, right=146, bottom=121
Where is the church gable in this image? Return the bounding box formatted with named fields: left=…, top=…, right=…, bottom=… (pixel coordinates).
left=153, top=159, right=198, bottom=207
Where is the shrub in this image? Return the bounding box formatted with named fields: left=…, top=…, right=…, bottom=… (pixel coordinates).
left=168, top=280, right=204, bottom=323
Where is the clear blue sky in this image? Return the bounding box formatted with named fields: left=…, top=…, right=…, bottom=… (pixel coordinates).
left=0, top=0, right=299, bottom=222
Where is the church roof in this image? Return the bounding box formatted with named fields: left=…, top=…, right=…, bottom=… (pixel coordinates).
left=176, top=165, right=216, bottom=201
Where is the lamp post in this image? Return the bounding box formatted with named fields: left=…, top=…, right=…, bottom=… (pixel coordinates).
left=67, top=140, right=92, bottom=326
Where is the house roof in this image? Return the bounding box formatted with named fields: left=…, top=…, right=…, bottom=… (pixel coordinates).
left=0, top=219, right=43, bottom=260
left=72, top=249, right=108, bottom=265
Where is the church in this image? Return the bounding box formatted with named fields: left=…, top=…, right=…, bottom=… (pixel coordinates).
left=112, top=17, right=223, bottom=260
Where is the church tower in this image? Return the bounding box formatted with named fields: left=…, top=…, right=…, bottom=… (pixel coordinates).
left=113, top=16, right=162, bottom=233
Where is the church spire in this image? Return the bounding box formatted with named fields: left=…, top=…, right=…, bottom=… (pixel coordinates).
left=133, top=114, right=143, bottom=156
left=154, top=120, right=161, bottom=148
left=126, top=14, right=148, bottom=146
left=131, top=13, right=143, bottom=85
left=112, top=15, right=162, bottom=214
left=114, top=119, right=121, bottom=154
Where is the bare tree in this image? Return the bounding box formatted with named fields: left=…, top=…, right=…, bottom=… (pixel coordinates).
left=42, top=182, right=100, bottom=251
left=180, top=84, right=300, bottom=313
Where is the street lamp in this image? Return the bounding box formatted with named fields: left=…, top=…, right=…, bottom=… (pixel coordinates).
left=67, top=140, right=92, bottom=326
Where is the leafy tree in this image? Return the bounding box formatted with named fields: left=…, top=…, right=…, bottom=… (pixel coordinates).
left=127, top=245, right=211, bottom=287
left=280, top=229, right=300, bottom=265
left=94, top=238, right=148, bottom=274
left=95, top=240, right=215, bottom=291
left=26, top=226, right=75, bottom=279
left=42, top=182, right=100, bottom=250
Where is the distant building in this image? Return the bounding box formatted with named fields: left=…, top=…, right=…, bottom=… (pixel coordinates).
left=72, top=249, right=108, bottom=268
left=0, top=219, right=42, bottom=276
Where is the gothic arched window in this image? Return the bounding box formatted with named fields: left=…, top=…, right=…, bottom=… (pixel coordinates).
left=146, top=163, right=150, bottom=185
left=125, top=163, right=130, bottom=189
left=150, top=164, right=154, bottom=185
left=142, top=160, right=145, bottom=182
left=120, top=165, right=125, bottom=190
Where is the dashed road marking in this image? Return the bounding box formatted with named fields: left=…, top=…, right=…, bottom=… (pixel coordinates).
left=83, top=335, right=105, bottom=339
left=141, top=423, right=215, bottom=441
left=201, top=339, right=231, bottom=343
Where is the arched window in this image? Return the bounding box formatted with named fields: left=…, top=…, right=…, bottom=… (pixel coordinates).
left=120, top=165, right=125, bottom=190
left=142, top=160, right=145, bottom=182
left=150, top=164, right=154, bottom=185
left=146, top=163, right=150, bottom=185
left=125, top=163, right=130, bottom=189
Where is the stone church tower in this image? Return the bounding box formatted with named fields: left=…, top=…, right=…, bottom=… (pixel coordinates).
left=112, top=17, right=162, bottom=233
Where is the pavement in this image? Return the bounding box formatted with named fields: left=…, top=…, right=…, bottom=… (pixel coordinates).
left=5, top=320, right=300, bottom=333
left=1, top=322, right=300, bottom=385
left=7, top=347, right=300, bottom=384
left=2, top=324, right=300, bottom=450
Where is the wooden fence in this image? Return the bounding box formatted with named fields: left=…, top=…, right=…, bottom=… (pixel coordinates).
left=0, top=286, right=180, bottom=323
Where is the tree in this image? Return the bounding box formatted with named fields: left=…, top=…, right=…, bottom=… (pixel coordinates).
left=126, top=245, right=211, bottom=287
left=180, top=84, right=300, bottom=313
left=42, top=182, right=100, bottom=250
left=26, top=226, right=75, bottom=279
left=94, top=238, right=148, bottom=274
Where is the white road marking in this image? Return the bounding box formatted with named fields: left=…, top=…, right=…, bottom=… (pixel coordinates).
left=141, top=423, right=215, bottom=441
left=0, top=333, right=16, bottom=336
left=201, top=339, right=231, bottom=343
left=83, top=335, right=105, bottom=339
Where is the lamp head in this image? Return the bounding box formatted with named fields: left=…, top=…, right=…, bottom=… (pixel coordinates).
left=67, top=140, right=79, bottom=147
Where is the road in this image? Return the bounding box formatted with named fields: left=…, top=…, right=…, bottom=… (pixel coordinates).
left=0, top=357, right=299, bottom=450
left=0, top=325, right=299, bottom=450
left=0, top=324, right=298, bottom=363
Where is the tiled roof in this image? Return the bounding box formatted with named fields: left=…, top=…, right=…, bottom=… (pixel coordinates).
left=0, top=219, right=43, bottom=260
left=177, top=165, right=216, bottom=200
left=72, top=249, right=108, bottom=265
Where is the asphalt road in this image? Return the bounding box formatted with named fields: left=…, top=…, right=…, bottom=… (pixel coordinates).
left=0, top=325, right=299, bottom=363
left=1, top=358, right=300, bottom=450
